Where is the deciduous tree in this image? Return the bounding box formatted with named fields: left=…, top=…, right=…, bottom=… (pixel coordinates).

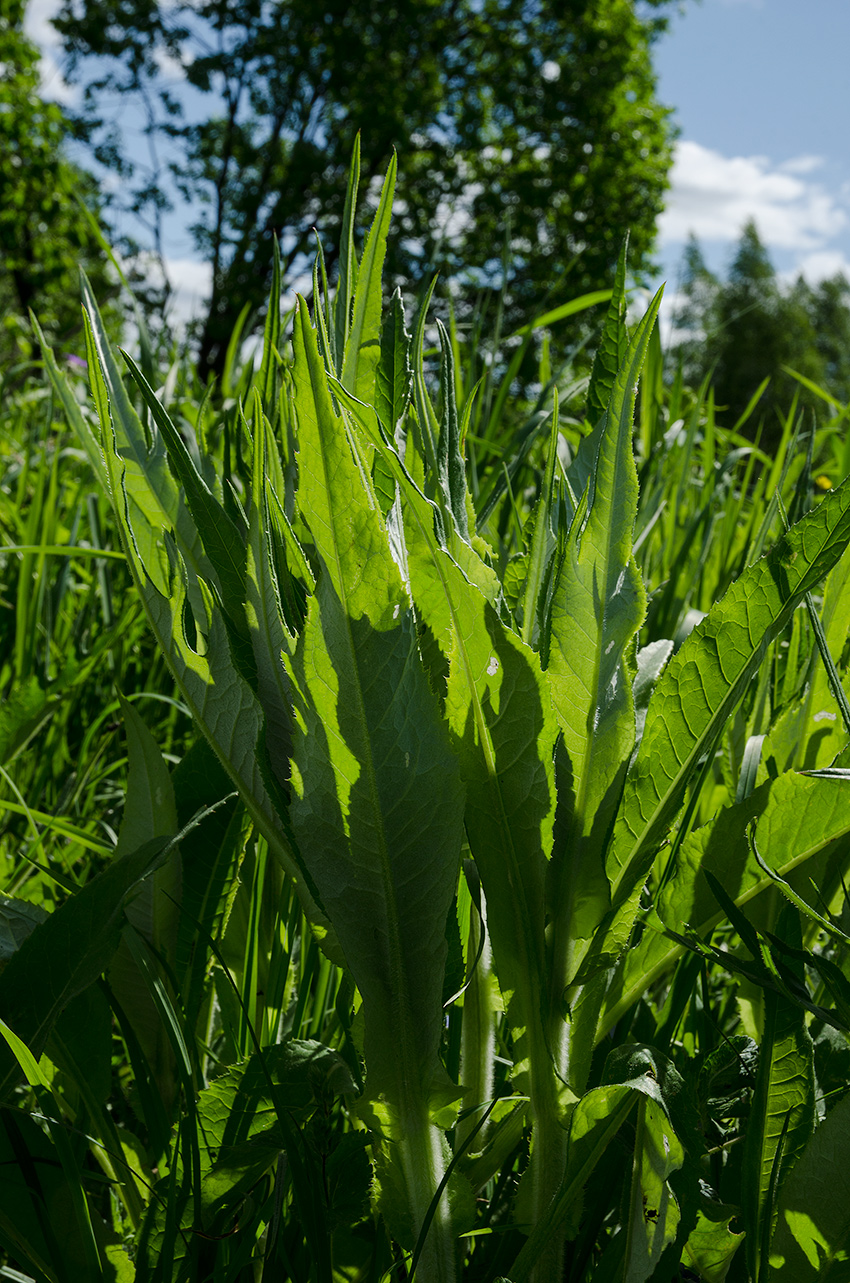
left=0, top=0, right=114, bottom=366
left=53, top=0, right=678, bottom=376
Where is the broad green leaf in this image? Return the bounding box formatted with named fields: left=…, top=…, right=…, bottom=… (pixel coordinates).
left=327, top=374, right=553, bottom=1117
left=341, top=151, right=396, bottom=407
left=759, top=544, right=850, bottom=780
left=606, top=474, right=850, bottom=922
left=546, top=290, right=660, bottom=981
left=124, top=530, right=330, bottom=938
left=330, top=375, right=500, bottom=603
left=406, top=518, right=556, bottom=1085
left=742, top=983, right=815, bottom=1283
left=770, top=1090, right=850, bottom=1280
left=633, top=639, right=674, bottom=756
left=0, top=834, right=171, bottom=1103
left=289, top=303, right=464, bottom=1279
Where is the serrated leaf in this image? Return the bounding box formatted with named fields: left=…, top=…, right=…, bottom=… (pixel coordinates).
left=742, top=983, right=815, bottom=1283
left=681, top=1201, right=744, bottom=1282
left=81, top=277, right=206, bottom=598
left=606, top=473, right=850, bottom=927
left=770, top=1090, right=850, bottom=1280
left=657, top=770, right=850, bottom=945
left=586, top=237, right=628, bottom=429
left=85, top=323, right=334, bottom=943
left=289, top=302, right=464, bottom=1278
left=547, top=291, right=660, bottom=978
left=122, top=350, right=249, bottom=646
left=603, top=769, right=850, bottom=1038
left=510, top=1083, right=638, bottom=1282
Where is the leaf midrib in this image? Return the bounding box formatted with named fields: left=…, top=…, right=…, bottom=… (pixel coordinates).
left=302, top=324, right=420, bottom=1103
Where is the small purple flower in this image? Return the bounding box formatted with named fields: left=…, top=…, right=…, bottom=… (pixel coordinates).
left=64, top=354, right=88, bottom=371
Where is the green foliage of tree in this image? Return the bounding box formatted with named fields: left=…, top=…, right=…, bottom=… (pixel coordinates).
left=672, top=222, right=850, bottom=440
left=53, top=0, right=677, bottom=376
left=0, top=0, right=116, bottom=367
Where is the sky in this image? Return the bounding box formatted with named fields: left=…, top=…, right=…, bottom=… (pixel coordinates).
left=24, top=0, right=850, bottom=330
left=653, top=0, right=850, bottom=296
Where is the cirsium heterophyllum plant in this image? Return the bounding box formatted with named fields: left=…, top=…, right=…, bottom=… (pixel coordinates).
left=21, top=146, right=850, bottom=1281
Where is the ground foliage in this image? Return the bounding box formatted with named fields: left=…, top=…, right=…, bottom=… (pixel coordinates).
left=2, top=158, right=850, bottom=1282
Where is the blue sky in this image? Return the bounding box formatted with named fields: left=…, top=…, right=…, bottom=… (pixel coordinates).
left=26, top=0, right=850, bottom=326
left=654, top=0, right=850, bottom=294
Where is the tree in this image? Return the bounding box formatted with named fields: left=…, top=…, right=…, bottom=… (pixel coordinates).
left=0, top=0, right=115, bottom=367
left=52, top=0, right=678, bottom=377
left=670, top=221, right=850, bottom=438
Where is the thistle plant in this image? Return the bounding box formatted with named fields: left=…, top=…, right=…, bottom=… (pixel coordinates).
left=3, top=144, right=850, bottom=1282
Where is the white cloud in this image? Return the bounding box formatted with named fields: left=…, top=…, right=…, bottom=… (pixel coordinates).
left=778, top=155, right=824, bottom=176
left=785, top=250, right=850, bottom=285
left=23, top=0, right=78, bottom=103
left=659, top=140, right=847, bottom=251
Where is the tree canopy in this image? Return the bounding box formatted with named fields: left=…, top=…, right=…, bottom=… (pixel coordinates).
left=671, top=221, right=850, bottom=440
left=53, top=0, right=678, bottom=376
left=0, top=0, right=114, bottom=368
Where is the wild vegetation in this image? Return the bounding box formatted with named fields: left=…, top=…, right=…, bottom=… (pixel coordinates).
left=3, top=150, right=850, bottom=1282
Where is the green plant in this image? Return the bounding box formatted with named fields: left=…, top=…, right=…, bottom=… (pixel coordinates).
left=4, top=154, right=850, bottom=1283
